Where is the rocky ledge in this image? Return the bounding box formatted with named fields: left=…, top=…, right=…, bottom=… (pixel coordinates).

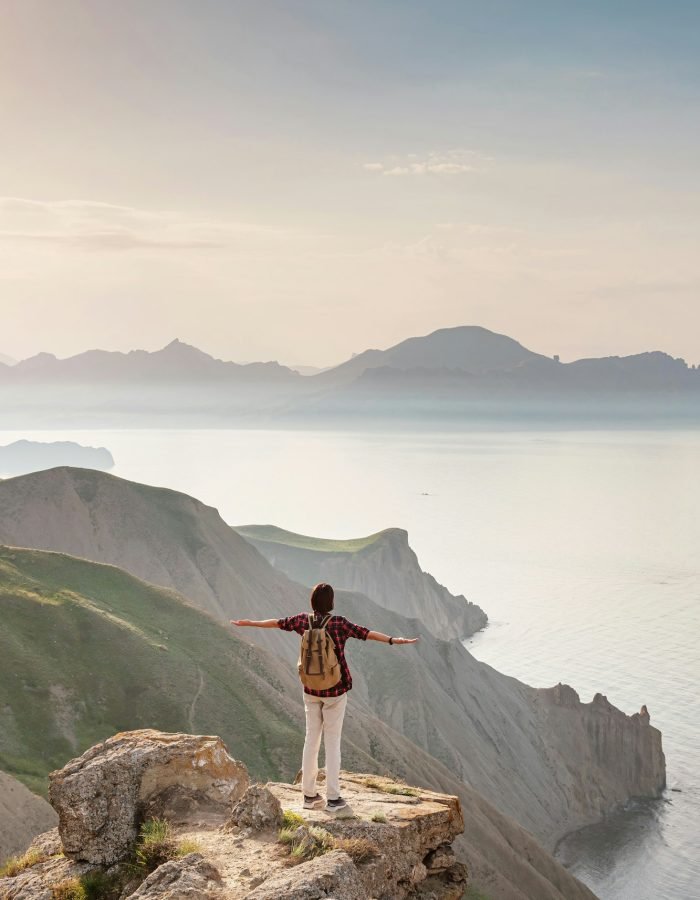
left=0, top=730, right=466, bottom=900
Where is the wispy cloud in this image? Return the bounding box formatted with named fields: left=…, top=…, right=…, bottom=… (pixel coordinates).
left=362, top=150, right=486, bottom=177
left=0, top=197, right=295, bottom=252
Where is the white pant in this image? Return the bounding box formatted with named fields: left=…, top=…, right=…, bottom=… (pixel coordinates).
left=302, top=692, right=348, bottom=800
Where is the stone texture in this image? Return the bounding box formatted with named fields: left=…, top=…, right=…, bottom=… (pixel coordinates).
left=26, top=828, right=62, bottom=858
left=49, top=730, right=248, bottom=865
left=227, top=784, right=283, bottom=831
left=127, top=853, right=222, bottom=899
left=263, top=774, right=467, bottom=899
left=245, top=850, right=363, bottom=900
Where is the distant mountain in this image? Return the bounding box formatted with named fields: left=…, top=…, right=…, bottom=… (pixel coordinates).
left=0, top=353, right=16, bottom=367
left=0, top=440, right=114, bottom=477
left=4, top=339, right=300, bottom=384
left=0, top=770, right=57, bottom=865
left=236, top=524, right=487, bottom=641
left=1, top=328, right=697, bottom=426
left=289, top=364, right=328, bottom=376
left=320, top=325, right=547, bottom=387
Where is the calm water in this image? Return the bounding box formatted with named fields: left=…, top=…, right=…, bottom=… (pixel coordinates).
left=2, top=427, right=698, bottom=899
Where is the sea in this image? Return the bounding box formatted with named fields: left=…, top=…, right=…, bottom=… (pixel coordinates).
left=2, top=426, right=698, bottom=900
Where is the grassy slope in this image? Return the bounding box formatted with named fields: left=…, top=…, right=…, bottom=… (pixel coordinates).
left=0, top=546, right=303, bottom=795
left=235, top=524, right=388, bottom=554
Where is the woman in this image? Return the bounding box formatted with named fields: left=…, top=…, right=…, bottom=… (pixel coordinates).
left=231, top=582, right=418, bottom=812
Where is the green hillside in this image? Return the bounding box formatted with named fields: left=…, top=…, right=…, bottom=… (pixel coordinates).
left=236, top=524, right=388, bottom=553
left=0, top=546, right=303, bottom=795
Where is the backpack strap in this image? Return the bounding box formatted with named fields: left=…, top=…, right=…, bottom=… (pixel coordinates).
left=317, top=629, right=325, bottom=675
left=305, top=613, right=314, bottom=672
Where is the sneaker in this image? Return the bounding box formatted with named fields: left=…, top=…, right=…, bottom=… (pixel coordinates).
left=325, top=796, right=348, bottom=812
left=303, top=793, right=324, bottom=809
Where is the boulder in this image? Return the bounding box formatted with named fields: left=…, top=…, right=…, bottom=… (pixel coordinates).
left=127, top=852, right=222, bottom=899
left=49, top=730, right=248, bottom=865
left=227, top=784, right=283, bottom=831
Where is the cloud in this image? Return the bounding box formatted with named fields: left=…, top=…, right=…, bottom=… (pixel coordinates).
left=362, top=150, right=483, bottom=177
left=0, top=196, right=296, bottom=252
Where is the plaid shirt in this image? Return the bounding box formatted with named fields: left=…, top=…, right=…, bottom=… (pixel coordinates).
left=278, top=613, right=370, bottom=697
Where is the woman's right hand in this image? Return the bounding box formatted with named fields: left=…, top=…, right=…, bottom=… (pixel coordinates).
left=230, top=619, right=252, bottom=627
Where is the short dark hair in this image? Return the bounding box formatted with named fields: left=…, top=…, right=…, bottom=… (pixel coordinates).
left=310, top=582, right=334, bottom=615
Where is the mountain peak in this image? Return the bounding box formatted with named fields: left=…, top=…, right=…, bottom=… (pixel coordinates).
left=159, top=338, right=211, bottom=358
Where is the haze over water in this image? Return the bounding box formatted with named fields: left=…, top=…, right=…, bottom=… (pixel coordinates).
left=2, top=426, right=697, bottom=900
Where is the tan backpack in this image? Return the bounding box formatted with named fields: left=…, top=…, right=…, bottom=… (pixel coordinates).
left=298, top=613, right=341, bottom=690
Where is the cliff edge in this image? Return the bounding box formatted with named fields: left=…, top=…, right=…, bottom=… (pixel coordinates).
left=0, top=730, right=598, bottom=900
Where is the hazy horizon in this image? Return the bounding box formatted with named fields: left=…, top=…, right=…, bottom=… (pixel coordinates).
left=2, top=1, right=699, bottom=368
left=1, top=322, right=697, bottom=372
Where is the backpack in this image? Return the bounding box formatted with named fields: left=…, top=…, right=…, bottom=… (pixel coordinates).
left=298, top=613, right=341, bottom=690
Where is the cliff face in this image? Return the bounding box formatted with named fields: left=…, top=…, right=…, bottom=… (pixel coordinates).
left=536, top=686, right=666, bottom=817
left=236, top=525, right=487, bottom=641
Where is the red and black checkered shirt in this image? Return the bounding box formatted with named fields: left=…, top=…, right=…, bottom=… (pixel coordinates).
left=277, top=613, right=370, bottom=697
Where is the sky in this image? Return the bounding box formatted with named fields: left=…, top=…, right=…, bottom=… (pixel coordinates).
left=1, top=0, right=699, bottom=368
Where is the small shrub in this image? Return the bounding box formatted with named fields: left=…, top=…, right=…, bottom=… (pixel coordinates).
left=51, top=879, right=86, bottom=900
left=370, top=812, right=387, bottom=823
left=174, top=840, right=201, bottom=858
left=279, top=825, right=335, bottom=864
left=281, top=809, right=305, bottom=829
left=0, top=849, right=45, bottom=877
left=132, top=818, right=178, bottom=874
left=278, top=826, right=298, bottom=846
left=51, top=870, right=123, bottom=900
left=335, top=837, right=379, bottom=864
left=80, top=870, right=123, bottom=900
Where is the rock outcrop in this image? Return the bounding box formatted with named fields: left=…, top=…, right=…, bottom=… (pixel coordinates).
left=236, top=525, right=488, bottom=641
left=1, top=732, right=473, bottom=900
left=48, top=730, right=248, bottom=864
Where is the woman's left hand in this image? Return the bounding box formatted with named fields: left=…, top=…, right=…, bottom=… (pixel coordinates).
left=394, top=637, right=419, bottom=644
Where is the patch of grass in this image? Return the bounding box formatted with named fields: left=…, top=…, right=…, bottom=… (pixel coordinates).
left=362, top=776, right=419, bottom=797
left=78, top=871, right=122, bottom=900
left=465, top=889, right=491, bottom=900
left=281, top=809, right=305, bottom=829
left=132, top=818, right=179, bottom=874
left=51, top=879, right=86, bottom=900
left=174, top=840, right=201, bottom=858
left=128, top=819, right=201, bottom=875
left=370, top=812, right=387, bottom=823
left=335, top=837, right=379, bottom=864
left=0, top=849, right=45, bottom=877
left=279, top=825, right=335, bottom=865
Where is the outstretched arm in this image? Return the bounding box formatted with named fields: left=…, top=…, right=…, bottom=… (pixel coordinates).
left=366, top=631, right=418, bottom=645
left=230, top=619, right=280, bottom=628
